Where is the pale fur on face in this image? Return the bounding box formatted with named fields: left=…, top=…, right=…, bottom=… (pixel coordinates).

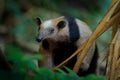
left=39, top=17, right=69, bottom=42
left=42, top=20, right=53, bottom=29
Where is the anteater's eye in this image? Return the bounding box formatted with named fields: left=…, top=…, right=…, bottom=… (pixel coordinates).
left=49, top=28, right=54, bottom=34
left=57, top=21, right=66, bottom=29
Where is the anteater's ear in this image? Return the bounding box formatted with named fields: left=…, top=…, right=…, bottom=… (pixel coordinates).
left=36, top=17, right=42, bottom=25
left=57, top=20, right=66, bottom=29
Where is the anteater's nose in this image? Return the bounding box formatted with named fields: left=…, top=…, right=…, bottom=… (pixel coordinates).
left=36, top=34, right=44, bottom=42
left=36, top=37, right=41, bottom=42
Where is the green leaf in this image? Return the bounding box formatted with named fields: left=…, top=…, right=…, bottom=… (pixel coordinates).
left=56, top=68, right=67, bottom=75
left=63, top=66, right=73, bottom=73
left=24, top=61, right=38, bottom=71
left=37, top=67, right=55, bottom=80
left=55, top=73, right=66, bottom=80
left=5, top=44, right=24, bottom=61
left=85, top=74, right=105, bottom=80
left=22, top=54, right=43, bottom=61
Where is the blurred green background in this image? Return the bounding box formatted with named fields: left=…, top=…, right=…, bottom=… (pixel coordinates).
left=0, top=0, right=111, bottom=80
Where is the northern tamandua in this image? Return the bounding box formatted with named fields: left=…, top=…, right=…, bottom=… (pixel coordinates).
left=36, top=16, right=98, bottom=76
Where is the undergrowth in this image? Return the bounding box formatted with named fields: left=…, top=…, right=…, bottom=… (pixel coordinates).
left=0, top=44, right=105, bottom=80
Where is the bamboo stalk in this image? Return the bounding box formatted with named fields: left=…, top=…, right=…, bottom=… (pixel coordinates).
left=111, top=0, right=120, bottom=39
left=115, top=28, right=120, bottom=80
left=103, top=0, right=119, bottom=21
left=112, top=19, right=119, bottom=39
left=98, top=10, right=120, bottom=37
left=106, top=24, right=120, bottom=80
left=106, top=31, right=118, bottom=80
left=105, top=43, right=114, bottom=80
left=110, top=28, right=120, bottom=80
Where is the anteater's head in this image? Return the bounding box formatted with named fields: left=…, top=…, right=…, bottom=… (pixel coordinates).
left=36, top=16, right=81, bottom=43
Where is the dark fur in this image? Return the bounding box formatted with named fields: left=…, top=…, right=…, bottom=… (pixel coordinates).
left=64, top=16, right=80, bottom=42
left=52, top=41, right=98, bottom=76
left=53, top=41, right=77, bottom=68
left=42, top=39, right=49, bottom=50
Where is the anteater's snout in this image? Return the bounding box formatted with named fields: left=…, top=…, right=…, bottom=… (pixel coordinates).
left=36, top=37, right=41, bottom=42
left=36, top=34, right=43, bottom=42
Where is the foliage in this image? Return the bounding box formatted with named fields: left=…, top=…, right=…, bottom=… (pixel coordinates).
left=0, top=44, right=105, bottom=80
